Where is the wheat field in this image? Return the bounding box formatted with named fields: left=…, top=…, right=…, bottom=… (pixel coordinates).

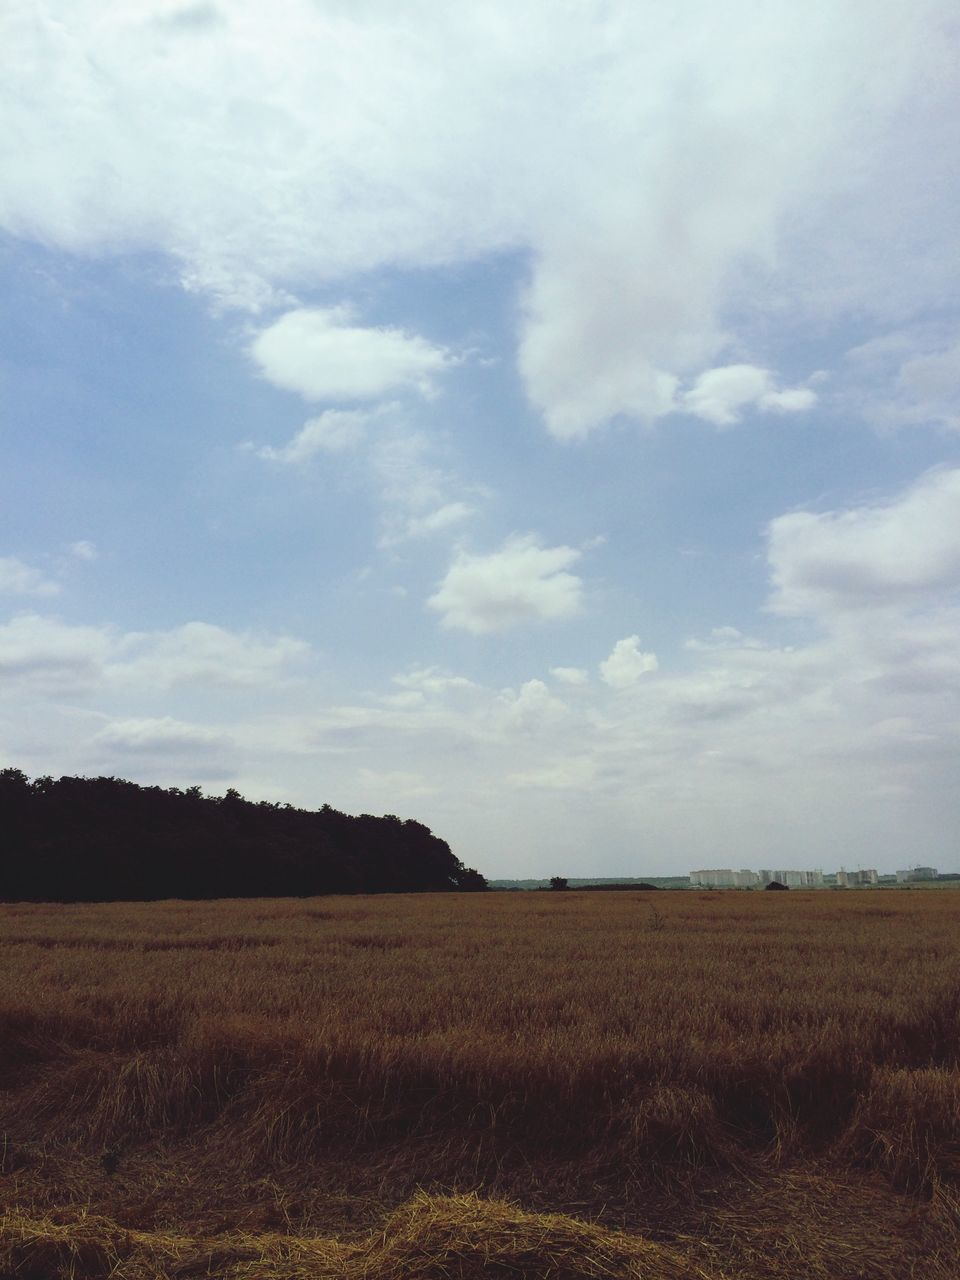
left=1, top=889, right=958, bottom=1278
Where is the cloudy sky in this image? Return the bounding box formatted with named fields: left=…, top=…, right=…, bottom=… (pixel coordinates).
left=2, top=1, right=959, bottom=878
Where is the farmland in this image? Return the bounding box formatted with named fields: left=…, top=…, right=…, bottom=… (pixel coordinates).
left=1, top=889, right=958, bottom=1278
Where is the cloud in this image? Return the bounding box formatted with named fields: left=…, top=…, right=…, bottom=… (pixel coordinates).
left=0, top=613, right=111, bottom=690
left=253, top=402, right=479, bottom=547
left=67, top=540, right=98, bottom=561
left=497, top=678, right=568, bottom=732
left=117, top=621, right=310, bottom=688
left=250, top=308, right=453, bottom=402
left=428, top=535, right=584, bottom=633
left=257, top=408, right=372, bottom=462
left=0, top=613, right=310, bottom=694
left=93, top=716, right=229, bottom=754
left=550, top=666, right=589, bottom=686
left=767, top=467, right=960, bottom=617
left=0, top=556, right=60, bottom=597
left=393, top=502, right=474, bottom=542
left=681, top=364, right=817, bottom=427
left=371, top=427, right=478, bottom=549
left=392, top=667, right=476, bottom=696
left=843, top=330, right=960, bottom=431
left=599, top=636, right=659, bottom=688
left=1, top=4, right=954, bottom=433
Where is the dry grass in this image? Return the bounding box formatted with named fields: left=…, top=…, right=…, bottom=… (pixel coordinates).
left=1, top=889, right=959, bottom=1277
left=0, top=1192, right=720, bottom=1279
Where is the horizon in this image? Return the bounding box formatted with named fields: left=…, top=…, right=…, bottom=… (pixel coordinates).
left=2, top=2, right=959, bottom=879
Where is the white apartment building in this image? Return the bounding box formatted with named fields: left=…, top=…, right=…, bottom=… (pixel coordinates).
left=689, top=869, right=759, bottom=888
left=689, top=867, right=825, bottom=888
left=836, top=868, right=879, bottom=887
left=758, top=869, right=824, bottom=888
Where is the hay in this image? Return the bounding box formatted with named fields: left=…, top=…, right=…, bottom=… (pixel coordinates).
left=0, top=1195, right=716, bottom=1280
left=352, top=1192, right=715, bottom=1280
left=838, top=1067, right=960, bottom=1191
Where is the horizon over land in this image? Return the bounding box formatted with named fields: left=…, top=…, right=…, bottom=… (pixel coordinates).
left=3, top=10, right=960, bottom=1275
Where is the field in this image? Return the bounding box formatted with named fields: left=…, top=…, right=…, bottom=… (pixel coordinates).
left=1, top=889, right=959, bottom=1279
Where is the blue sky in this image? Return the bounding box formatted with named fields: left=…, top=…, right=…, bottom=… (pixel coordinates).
left=2, top=1, right=959, bottom=878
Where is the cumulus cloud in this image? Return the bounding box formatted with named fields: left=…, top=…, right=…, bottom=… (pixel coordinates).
left=0, top=556, right=59, bottom=597
left=428, top=535, right=583, bottom=633
left=0, top=4, right=954, bottom=433
left=599, top=636, right=659, bottom=688
left=682, top=365, right=817, bottom=427
left=250, top=308, right=453, bottom=402
left=497, top=678, right=568, bottom=732
left=767, top=467, right=960, bottom=617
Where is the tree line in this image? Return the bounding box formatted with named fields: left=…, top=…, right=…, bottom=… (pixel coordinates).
left=0, top=769, right=487, bottom=902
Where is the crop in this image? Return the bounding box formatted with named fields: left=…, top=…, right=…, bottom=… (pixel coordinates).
left=1, top=889, right=958, bottom=1278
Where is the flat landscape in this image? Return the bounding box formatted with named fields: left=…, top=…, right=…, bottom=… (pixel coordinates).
left=2, top=889, right=959, bottom=1279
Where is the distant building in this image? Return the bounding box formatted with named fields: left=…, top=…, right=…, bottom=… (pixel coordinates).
left=836, top=868, right=879, bottom=887
left=689, top=869, right=758, bottom=888
left=896, top=866, right=938, bottom=882
left=758, top=869, right=824, bottom=888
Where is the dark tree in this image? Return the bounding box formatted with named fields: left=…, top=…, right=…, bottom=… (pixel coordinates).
left=0, top=770, right=487, bottom=902
left=549, top=876, right=569, bottom=891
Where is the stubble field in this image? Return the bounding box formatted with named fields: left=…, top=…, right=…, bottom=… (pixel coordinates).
left=1, top=888, right=958, bottom=1278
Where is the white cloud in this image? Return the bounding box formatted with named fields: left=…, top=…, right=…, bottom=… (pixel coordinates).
left=0, top=4, right=954, bottom=434
left=393, top=502, right=474, bottom=542
left=370, top=428, right=478, bottom=548
left=428, top=535, right=583, bottom=633
left=684, top=626, right=764, bottom=652
left=117, top=621, right=310, bottom=688
left=599, top=635, right=659, bottom=688
left=253, top=402, right=479, bottom=547
left=0, top=613, right=310, bottom=694
left=93, top=716, right=229, bottom=754
left=550, top=666, right=589, bottom=686
left=67, top=540, right=98, bottom=561
left=0, top=556, right=59, bottom=597
left=760, top=387, right=818, bottom=415
left=768, top=467, right=960, bottom=617
left=0, top=613, right=111, bottom=690
left=257, top=408, right=372, bottom=462
left=497, top=678, right=568, bottom=732
left=392, top=667, right=476, bottom=696
left=250, top=308, right=453, bottom=402
left=681, top=364, right=816, bottom=427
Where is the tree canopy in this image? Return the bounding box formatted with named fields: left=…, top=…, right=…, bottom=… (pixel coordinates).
left=0, top=768, right=486, bottom=902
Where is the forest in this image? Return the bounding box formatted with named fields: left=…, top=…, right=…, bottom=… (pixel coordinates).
left=0, top=768, right=486, bottom=901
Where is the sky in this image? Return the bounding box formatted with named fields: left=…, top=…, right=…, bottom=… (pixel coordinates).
left=2, top=1, right=959, bottom=879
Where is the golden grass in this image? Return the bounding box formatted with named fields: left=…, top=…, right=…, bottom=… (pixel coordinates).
left=0, top=1192, right=719, bottom=1280
left=1, top=889, right=959, bottom=1277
